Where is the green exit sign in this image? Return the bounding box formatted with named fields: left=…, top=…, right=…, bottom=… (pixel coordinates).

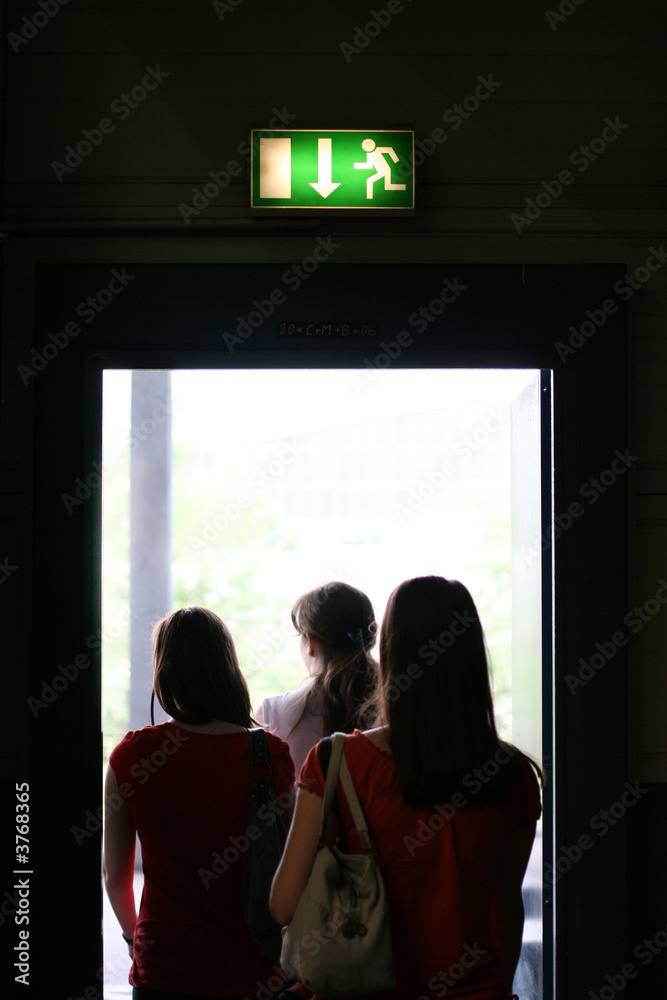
left=251, top=129, right=414, bottom=212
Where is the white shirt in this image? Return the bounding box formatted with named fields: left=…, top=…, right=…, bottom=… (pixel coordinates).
left=260, top=681, right=325, bottom=777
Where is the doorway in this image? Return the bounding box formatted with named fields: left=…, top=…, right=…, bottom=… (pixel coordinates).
left=101, top=365, right=549, bottom=998
left=30, top=261, right=627, bottom=999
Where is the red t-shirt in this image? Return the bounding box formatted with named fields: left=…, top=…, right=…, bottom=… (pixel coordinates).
left=297, top=730, right=542, bottom=1000
left=109, top=722, right=295, bottom=996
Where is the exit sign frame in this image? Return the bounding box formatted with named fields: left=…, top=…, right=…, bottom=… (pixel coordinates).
left=250, top=127, right=415, bottom=215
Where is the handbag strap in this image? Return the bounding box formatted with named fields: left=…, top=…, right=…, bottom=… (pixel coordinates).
left=247, top=728, right=272, bottom=805
left=317, top=733, right=375, bottom=854
left=317, top=733, right=345, bottom=846
left=337, top=750, right=375, bottom=854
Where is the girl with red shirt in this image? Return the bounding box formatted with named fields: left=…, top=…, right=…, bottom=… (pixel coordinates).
left=270, top=576, right=543, bottom=1000
left=104, top=606, right=295, bottom=1000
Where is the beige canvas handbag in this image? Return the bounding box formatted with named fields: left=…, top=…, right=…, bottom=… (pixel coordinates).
left=280, top=733, right=396, bottom=996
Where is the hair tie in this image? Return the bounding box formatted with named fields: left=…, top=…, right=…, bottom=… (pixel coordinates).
left=347, top=628, right=365, bottom=649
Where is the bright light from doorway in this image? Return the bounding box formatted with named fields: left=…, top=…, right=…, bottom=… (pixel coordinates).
left=101, top=365, right=540, bottom=996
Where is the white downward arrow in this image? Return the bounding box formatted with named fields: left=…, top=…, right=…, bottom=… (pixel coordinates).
left=309, top=138, right=341, bottom=198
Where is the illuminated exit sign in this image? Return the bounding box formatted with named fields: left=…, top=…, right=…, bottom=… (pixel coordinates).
left=251, top=129, right=414, bottom=212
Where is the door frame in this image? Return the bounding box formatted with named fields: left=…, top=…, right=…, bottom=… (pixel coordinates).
left=30, top=262, right=627, bottom=999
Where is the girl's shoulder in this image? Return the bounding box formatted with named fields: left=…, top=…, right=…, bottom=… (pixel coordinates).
left=111, top=721, right=167, bottom=747
left=263, top=681, right=314, bottom=726
left=503, top=743, right=544, bottom=786
left=265, top=681, right=312, bottom=710
left=341, top=729, right=395, bottom=778
left=497, top=744, right=543, bottom=820
left=349, top=726, right=392, bottom=757
left=108, top=722, right=177, bottom=768
left=262, top=727, right=294, bottom=757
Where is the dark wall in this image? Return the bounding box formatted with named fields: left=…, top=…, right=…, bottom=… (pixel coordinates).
left=1, top=2, right=667, bottom=998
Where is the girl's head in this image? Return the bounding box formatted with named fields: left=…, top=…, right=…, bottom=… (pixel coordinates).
left=379, top=575, right=504, bottom=805
left=291, top=581, right=378, bottom=734
left=152, top=606, right=252, bottom=727
left=292, top=581, right=377, bottom=661
left=379, top=575, right=493, bottom=724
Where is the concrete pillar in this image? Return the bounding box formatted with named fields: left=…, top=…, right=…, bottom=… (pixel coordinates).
left=129, top=370, right=172, bottom=731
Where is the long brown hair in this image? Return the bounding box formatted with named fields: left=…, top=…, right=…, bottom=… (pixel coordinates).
left=379, top=576, right=541, bottom=806
left=152, top=606, right=252, bottom=726
left=291, top=581, right=378, bottom=735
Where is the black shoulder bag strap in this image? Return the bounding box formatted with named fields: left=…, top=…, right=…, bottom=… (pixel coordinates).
left=243, top=729, right=289, bottom=964
left=247, top=728, right=288, bottom=847
left=318, top=734, right=348, bottom=853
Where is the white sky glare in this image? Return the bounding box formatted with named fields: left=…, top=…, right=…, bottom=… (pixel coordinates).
left=104, top=368, right=535, bottom=446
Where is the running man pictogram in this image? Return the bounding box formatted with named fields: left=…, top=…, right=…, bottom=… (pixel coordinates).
left=354, top=138, right=407, bottom=199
